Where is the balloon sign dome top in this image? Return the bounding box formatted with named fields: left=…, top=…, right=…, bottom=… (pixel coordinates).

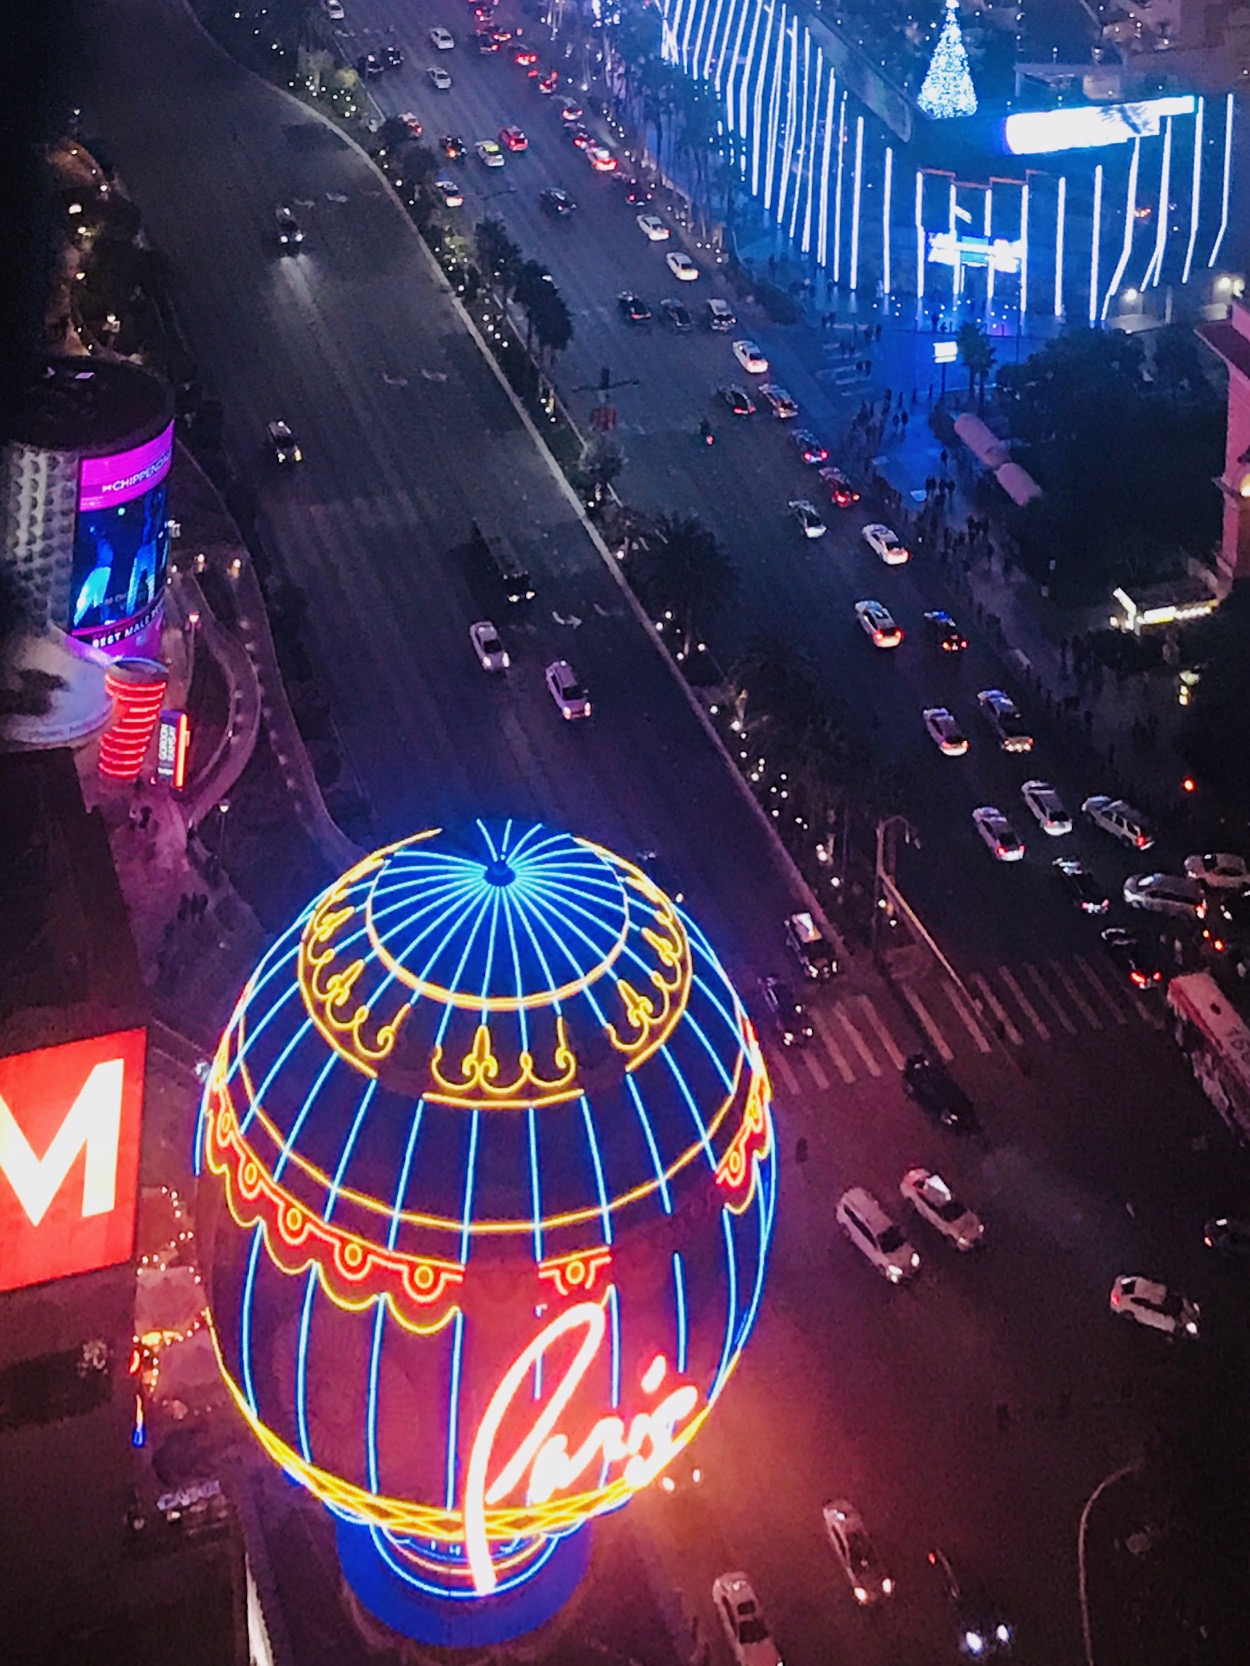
left=200, top=820, right=776, bottom=1610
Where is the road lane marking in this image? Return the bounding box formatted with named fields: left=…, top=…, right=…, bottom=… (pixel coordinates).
left=898, top=986, right=955, bottom=1060
left=969, top=973, right=1024, bottom=1045
left=940, top=980, right=993, bottom=1052
left=1023, top=962, right=1077, bottom=1035
left=811, top=1011, right=856, bottom=1083
left=834, top=1005, right=883, bottom=1076
left=803, top=1049, right=830, bottom=1090
left=998, top=966, right=1050, bottom=1041
left=856, top=995, right=906, bottom=1067
left=1073, top=957, right=1130, bottom=1025
left=772, top=1052, right=800, bottom=1096
left=1049, top=959, right=1101, bottom=1028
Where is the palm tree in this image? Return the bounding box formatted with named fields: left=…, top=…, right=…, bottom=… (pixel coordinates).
left=956, top=322, right=996, bottom=413
left=531, top=287, right=573, bottom=366
left=474, top=217, right=520, bottom=302
left=513, top=259, right=553, bottom=352
left=577, top=437, right=625, bottom=506
left=633, top=512, right=738, bottom=660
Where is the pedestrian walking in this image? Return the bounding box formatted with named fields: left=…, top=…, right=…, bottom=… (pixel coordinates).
left=899, top=408, right=908, bottom=430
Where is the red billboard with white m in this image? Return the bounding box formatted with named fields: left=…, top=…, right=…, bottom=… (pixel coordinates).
left=0, top=1030, right=146, bottom=1293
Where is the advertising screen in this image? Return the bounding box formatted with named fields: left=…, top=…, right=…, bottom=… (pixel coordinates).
left=71, top=422, right=174, bottom=643
left=1003, top=95, right=1196, bottom=156
left=0, top=1029, right=147, bottom=1293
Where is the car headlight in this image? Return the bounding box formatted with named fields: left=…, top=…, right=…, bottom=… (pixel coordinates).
left=853, top=1586, right=869, bottom=1604
left=994, top=1623, right=1011, bottom=1644
left=886, top=1265, right=902, bottom=1283
left=964, top=1630, right=986, bottom=1656
left=881, top=1577, right=894, bottom=1596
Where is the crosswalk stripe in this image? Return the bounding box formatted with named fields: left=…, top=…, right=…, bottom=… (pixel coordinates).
left=970, top=972, right=1024, bottom=1045
left=804, top=1050, right=831, bottom=1090
left=811, top=1011, right=856, bottom=1083
left=856, top=995, right=906, bottom=1067
left=772, top=1052, right=800, bottom=1096
left=1023, top=963, right=1077, bottom=1036
left=998, top=966, right=1050, bottom=1041
left=898, top=986, right=955, bottom=1060
left=834, top=1005, right=883, bottom=1077
left=940, top=981, right=993, bottom=1052
left=1073, top=957, right=1129, bottom=1025
left=1049, top=959, right=1102, bottom=1028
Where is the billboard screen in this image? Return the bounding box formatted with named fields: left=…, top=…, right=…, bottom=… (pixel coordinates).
left=1003, top=95, right=1196, bottom=156
left=71, top=423, right=174, bottom=644
left=0, top=1029, right=147, bottom=1293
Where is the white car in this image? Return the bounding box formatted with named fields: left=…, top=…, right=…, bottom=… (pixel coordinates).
left=836, top=1187, right=920, bottom=1283
left=545, top=659, right=591, bottom=720
left=636, top=213, right=669, bottom=241
left=435, top=176, right=464, bottom=208
left=1082, top=794, right=1154, bottom=850
left=732, top=339, right=769, bottom=374
left=854, top=599, right=902, bottom=648
left=1123, top=873, right=1205, bottom=918
left=789, top=499, right=826, bottom=539
left=862, top=523, right=910, bottom=564
left=712, top=1572, right=784, bottom=1666
left=977, top=687, right=1033, bottom=752
left=666, top=250, right=699, bottom=281
left=972, top=805, right=1025, bottom=862
left=1184, top=852, right=1250, bottom=891
left=922, top=706, right=968, bottom=756
left=822, top=1500, right=894, bottom=1605
left=469, top=620, right=509, bottom=672
left=429, top=25, right=454, bottom=48
left=900, top=1169, right=984, bottom=1250
left=1021, top=780, right=1071, bottom=836
left=586, top=144, right=617, bottom=172
left=1110, top=1275, right=1199, bottom=1339
left=476, top=139, right=505, bottom=167
left=428, top=65, right=453, bottom=89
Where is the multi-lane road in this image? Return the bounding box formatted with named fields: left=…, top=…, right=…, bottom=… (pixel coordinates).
left=80, top=2, right=1248, bottom=1662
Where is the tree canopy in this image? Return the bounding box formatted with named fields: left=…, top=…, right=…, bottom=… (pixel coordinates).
left=995, top=326, right=1224, bottom=604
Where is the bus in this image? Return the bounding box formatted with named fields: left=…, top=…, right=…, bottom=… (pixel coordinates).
left=1166, top=972, right=1250, bottom=1144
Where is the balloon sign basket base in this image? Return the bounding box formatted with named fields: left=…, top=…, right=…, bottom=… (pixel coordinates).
left=336, top=1519, right=592, bottom=1647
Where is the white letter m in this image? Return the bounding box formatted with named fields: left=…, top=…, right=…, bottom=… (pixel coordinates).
left=0, top=1059, right=125, bottom=1226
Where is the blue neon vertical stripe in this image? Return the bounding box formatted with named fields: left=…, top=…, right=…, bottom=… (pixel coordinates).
left=713, top=1206, right=738, bottom=1401
left=295, top=1268, right=316, bottom=1462
left=366, top=1299, right=386, bottom=1493
left=1181, top=99, right=1203, bottom=285
left=239, top=1225, right=264, bottom=1415
left=527, top=1105, right=543, bottom=1263
left=445, top=1309, right=465, bottom=1512
left=460, top=1108, right=480, bottom=1264
left=672, top=1252, right=688, bottom=1374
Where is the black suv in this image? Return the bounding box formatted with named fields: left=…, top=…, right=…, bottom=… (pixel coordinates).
left=1053, top=857, right=1110, bottom=914
left=442, top=134, right=467, bottom=160
left=620, top=176, right=654, bottom=204
left=660, top=297, right=693, bottom=331
left=923, top=609, right=968, bottom=652
left=784, top=911, right=837, bottom=981
left=356, top=52, right=384, bottom=79
left=540, top=188, right=576, bottom=217
left=902, top=1053, right=978, bottom=1134
left=618, top=291, right=651, bottom=325
left=382, top=43, right=404, bottom=67
left=757, top=976, right=813, bottom=1047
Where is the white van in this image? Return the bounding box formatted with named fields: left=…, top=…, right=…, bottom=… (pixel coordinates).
left=836, top=1187, right=920, bottom=1283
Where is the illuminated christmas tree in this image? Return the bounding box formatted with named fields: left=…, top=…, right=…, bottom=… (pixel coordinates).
left=918, top=0, right=978, bottom=120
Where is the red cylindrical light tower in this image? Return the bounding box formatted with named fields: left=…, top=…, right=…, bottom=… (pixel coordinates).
left=99, top=657, right=168, bottom=781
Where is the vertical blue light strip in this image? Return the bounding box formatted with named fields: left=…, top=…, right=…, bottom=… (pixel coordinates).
left=608, top=1283, right=622, bottom=1408
left=1207, top=93, right=1233, bottom=268
left=445, top=1309, right=465, bottom=1512
left=1054, top=174, right=1066, bottom=317
left=762, top=9, right=785, bottom=212
left=1181, top=98, right=1204, bottom=286
left=1101, top=137, right=1140, bottom=320
left=366, top=1299, right=386, bottom=1493
left=984, top=184, right=994, bottom=305
left=1089, top=164, right=1103, bottom=325
left=833, top=96, right=846, bottom=283
left=801, top=53, right=820, bottom=256
left=527, top=1104, right=543, bottom=1263
left=672, top=1252, right=688, bottom=1374
left=239, top=1226, right=264, bottom=1416
left=915, top=169, right=925, bottom=300
left=724, top=0, right=752, bottom=129
left=816, top=72, right=835, bottom=267
left=849, top=115, right=864, bottom=290
left=748, top=4, right=774, bottom=197
left=295, top=1268, right=317, bottom=1463
left=459, top=1108, right=480, bottom=1265
left=778, top=22, right=801, bottom=234
left=1019, top=178, right=1029, bottom=315
left=737, top=0, right=763, bottom=167
left=713, top=1207, right=738, bottom=1400
left=882, top=145, right=893, bottom=296
left=1142, top=118, right=1172, bottom=288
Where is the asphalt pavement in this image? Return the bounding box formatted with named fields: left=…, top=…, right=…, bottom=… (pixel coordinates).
left=79, top=3, right=1250, bottom=1663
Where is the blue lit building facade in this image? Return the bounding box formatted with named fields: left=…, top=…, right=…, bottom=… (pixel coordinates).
left=657, top=0, right=1238, bottom=323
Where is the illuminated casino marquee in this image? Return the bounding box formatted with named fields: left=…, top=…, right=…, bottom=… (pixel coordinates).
left=71, top=422, right=174, bottom=648
left=198, top=821, right=777, bottom=1643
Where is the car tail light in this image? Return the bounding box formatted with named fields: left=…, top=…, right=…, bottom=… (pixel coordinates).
left=996, top=844, right=1006, bottom=858
left=1136, top=834, right=1150, bottom=848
